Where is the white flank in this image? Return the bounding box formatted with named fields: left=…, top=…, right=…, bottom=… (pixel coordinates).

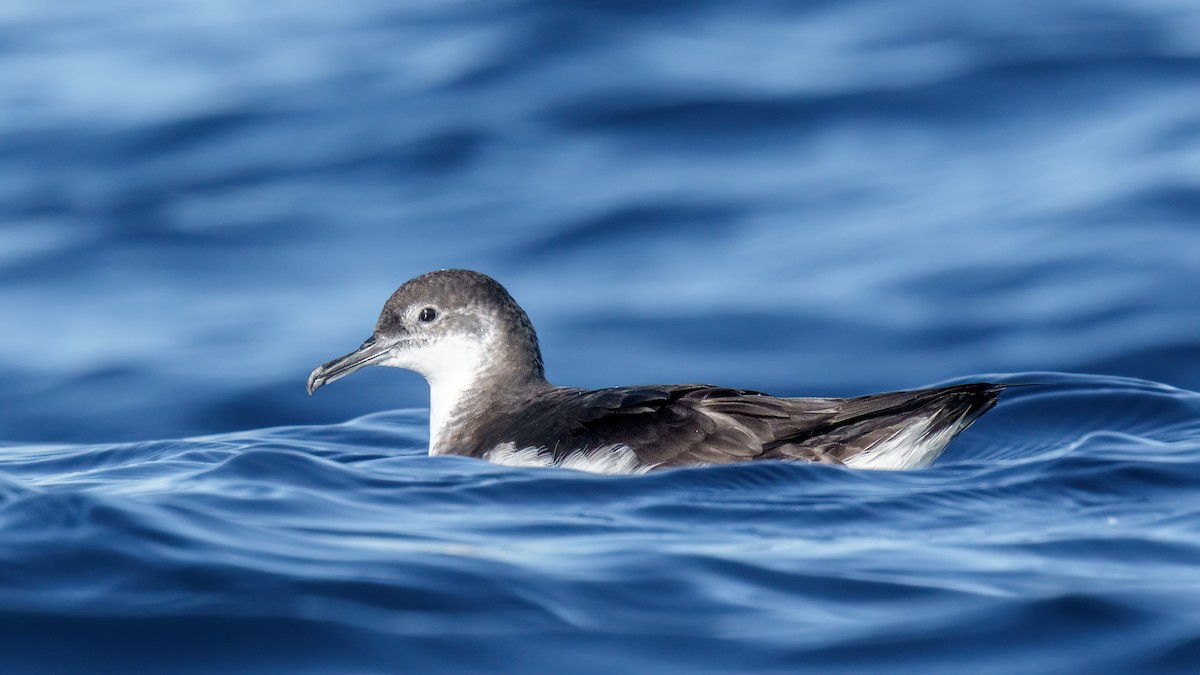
left=844, top=410, right=970, bottom=470
left=485, top=442, right=654, bottom=475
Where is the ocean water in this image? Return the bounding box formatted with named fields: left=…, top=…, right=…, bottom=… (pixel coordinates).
left=2, top=0, right=1200, bottom=672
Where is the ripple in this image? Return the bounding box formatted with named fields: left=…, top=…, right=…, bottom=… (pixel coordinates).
left=4, top=0, right=1200, bottom=670
left=2, top=371, right=1200, bottom=671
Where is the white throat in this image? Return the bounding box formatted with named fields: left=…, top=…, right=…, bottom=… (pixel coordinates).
left=426, top=346, right=487, bottom=455
left=383, top=333, right=489, bottom=455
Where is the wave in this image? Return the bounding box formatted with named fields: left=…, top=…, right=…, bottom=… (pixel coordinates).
left=2, top=373, right=1199, bottom=671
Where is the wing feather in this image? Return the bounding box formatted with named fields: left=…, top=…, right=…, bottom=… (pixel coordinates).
left=476, top=383, right=1004, bottom=470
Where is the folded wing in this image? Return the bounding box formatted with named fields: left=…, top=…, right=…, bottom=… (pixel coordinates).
left=531, top=382, right=1004, bottom=470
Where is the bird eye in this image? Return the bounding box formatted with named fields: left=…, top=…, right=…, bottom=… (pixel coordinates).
left=418, top=307, right=438, bottom=323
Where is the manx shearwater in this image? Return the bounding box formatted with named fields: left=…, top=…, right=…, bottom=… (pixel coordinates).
left=307, top=269, right=1006, bottom=473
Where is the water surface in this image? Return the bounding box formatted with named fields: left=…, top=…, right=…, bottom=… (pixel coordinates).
left=2, top=0, right=1199, bottom=672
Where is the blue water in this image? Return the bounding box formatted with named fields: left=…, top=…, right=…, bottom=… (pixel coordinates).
left=3, top=0, right=1200, bottom=672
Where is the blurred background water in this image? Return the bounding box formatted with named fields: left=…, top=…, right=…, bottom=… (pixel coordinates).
left=2, top=0, right=1200, bottom=672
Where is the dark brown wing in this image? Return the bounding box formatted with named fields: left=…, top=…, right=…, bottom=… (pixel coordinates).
left=475, top=383, right=1004, bottom=470
left=569, top=385, right=773, bottom=466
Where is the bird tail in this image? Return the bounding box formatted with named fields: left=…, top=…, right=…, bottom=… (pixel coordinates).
left=835, top=383, right=1005, bottom=470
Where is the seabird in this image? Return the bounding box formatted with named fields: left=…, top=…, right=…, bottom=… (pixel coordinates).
left=307, top=269, right=1005, bottom=474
